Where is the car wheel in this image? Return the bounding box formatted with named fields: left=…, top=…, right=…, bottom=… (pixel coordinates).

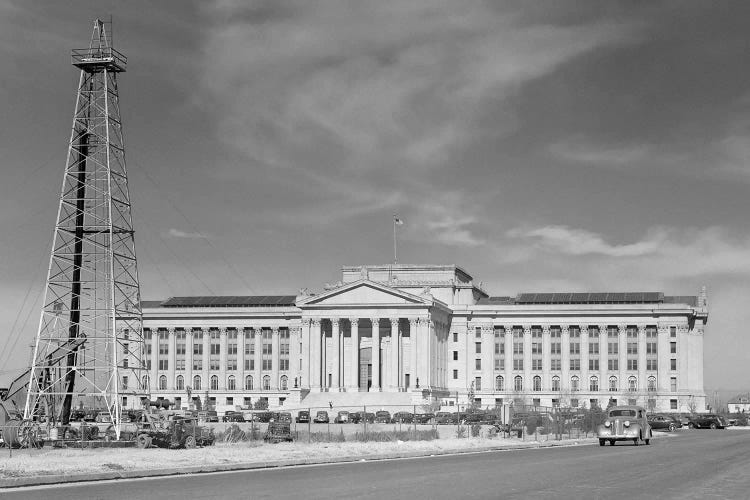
left=136, top=433, right=151, bottom=449
left=184, top=435, right=196, bottom=449
left=633, top=438, right=639, bottom=446
left=688, top=422, right=695, bottom=429
left=710, top=423, right=717, bottom=429
left=599, top=439, right=605, bottom=446
left=668, top=423, right=676, bottom=432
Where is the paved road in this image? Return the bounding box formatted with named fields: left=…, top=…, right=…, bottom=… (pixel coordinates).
left=5, top=430, right=750, bottom=500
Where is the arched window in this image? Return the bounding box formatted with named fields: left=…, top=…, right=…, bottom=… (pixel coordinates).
left=647, top=376, right=657, bottom=392
left=609, top=376, right=618, bottom=392
left=280, top=375, right=288, bottom=390
left=495, top=375, right=504, bottom=391
left=159, top=375, right=167, bottom=390
left=589, top=376, right=599, bottom=392
left=210, top=375, right=219, bottom=391
left=263, top=375, right=271, bottom=391
left=227, top=375, right=236, bottom=391
left=628, top=376, right=637, bottom=392
left=245, top=375, right=253, bottom=391
left=193, top=375, right=201, bottom=391
left=514, top=375, right=523, bottom=392
left=533, top=375, right=542, bottom=392
left=142, top=375, right=150, bottom=389
left=571, top=376, right=580, bottom=392
left=176, top=375, right=184, bottom=391
left=552, top=376, right=560, bottom=392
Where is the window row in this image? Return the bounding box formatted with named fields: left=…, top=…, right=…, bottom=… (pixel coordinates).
left=147, top=374, right=291, bottom=392
left=489, top=374, right=672, bottom=393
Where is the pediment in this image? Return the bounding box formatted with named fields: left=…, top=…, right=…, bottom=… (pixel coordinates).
left=300, top=280, right=427, bottom=307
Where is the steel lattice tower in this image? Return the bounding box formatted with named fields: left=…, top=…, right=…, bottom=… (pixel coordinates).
left=24, top=19, right=146, bottom=438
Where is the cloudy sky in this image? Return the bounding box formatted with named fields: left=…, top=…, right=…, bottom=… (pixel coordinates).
left=0, top=1, right=748, bottom=397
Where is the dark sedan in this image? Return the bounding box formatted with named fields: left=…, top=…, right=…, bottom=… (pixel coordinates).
left=313, top=411, right=329, bottom=423
left=296, top=410, right=310, bottom=423
left=391, top=411, right=414, bottom=423
left=688, top=414, right=726, bottom=429
left=375, top=411, right=391, bottom=424
left=648, top=414, right=679, bottom=432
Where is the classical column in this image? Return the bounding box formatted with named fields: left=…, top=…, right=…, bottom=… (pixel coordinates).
left=637, top=325, right=647, bottom=395
left=202, top=329, right=210, bottom=391
left=166, top=328, right=176, bottom=390
left=561, top=326, right=570, bottom=392
left=371, top=318, right=380, bottom=391
left=580, top=326, right=589, bottom=395
left=271, top=327, right=280, bottom=390
left=254, top=328, right=262, bottom=392
left=349, top=318, right=359, bottom=390
left=504, top=326, right=513, bottom=393
left=311, top=320, right=321, bottom=390
left=657, top=325, right=670, bottom=394
left=523, top=326, right=532, bottom=393
left=599, top=325, right=608, bottom=397
left=219, top=328, right=228, bottom=390
left=618, top=325, right=627, bottom=391
left=409, top=318, right=418, bottom=389
left=542, top=326, right=551, bottom=391
left=301, top=319, right=311, bottom=389
left=238, top=327, right=246, bottom=390
left=331, top=318, right=341, bottom=391
left=390, top=318, right=400, bottom=390
left=185, top=329, right=194, bottom=392
left=149, top=329, right=158, bottom=391
left=481, top=324, right=493, bottom=394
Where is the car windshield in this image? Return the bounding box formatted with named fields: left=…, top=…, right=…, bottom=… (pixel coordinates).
left=610, top=409, right=636, bottom=417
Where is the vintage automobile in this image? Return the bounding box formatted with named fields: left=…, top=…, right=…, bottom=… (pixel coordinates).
left=687, top=414, right=726, bottom=429
left=296, top=410, right=311, bottom=423
left=334, top=411, right=350, bottom=423
left=222, top=411, right=245, bottom=423
left=435, top=412, right=458, bottom=425
left=391, top=411, right=414, bottom=423
left=413, top=412, right=434, bottom=424
left=597, top=405, right=652, bottom=446
left=374, top=411, right=391, bottom=424
left=313, top=411, right=329, bottom=423
left=647, top=414, right=679, bottom=432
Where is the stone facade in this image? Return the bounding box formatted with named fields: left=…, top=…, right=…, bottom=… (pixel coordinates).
left=137, top=264, right=708, bottom=414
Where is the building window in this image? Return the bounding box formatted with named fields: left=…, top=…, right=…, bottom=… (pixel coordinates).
left=646, top=359, right=658, bottom=371
left=453, top=332, right=458, bottom=342
left=608, top=340, right=618, bottom=355
left=453, top=351, right=458, bottom=361
left=646, top=341, right=657, bottom=355
left=514, top=376, right=523, bottom=392
left=227, top=375, right=236, bottom=391
left=513, top=359, right=523, bottom=370
left=532, top=398, right=540, bottom=407
left=670, top=377, right=677, bottom=392
left=210, top=375, right=219, bottom=391
left=245, top=375, right=253, bottom=391
left=647, top=376, right=656, bottom=392
left=122, top=376, right=128, bottom=389
left=588, top=326, right=599, bottom=339
left=609, top=376, right=618, bottom=392
left=158, top=375, right=167, bottom=390
left=176, top=375, right=184, bottom=391
left=226, top=397, right=233, bottom=406
left=628, top=376, right=637, bottom=392
left=158, top=359, right=168, bottom=371
left=570, top=359, right=580, bottom=371
left=475, top=327, right=481, bottom=339
left=262, top=375, right=271, bottom=391
left=280, top=375, right=288, bottom=390
left=569, top=342, right=580, bottom=355
left=495, top=358, right=504, bottom=370
left=244, top=327, right=254, bottom=341
left=589, top=359, right=599, bottom=371
left=453, top=369, right=458, bottom=380
left=670, top=326, right=676, bottom=338
left=570, top=398, right=579, bottom=408
left=608, top=359, right=619, bottom=371
left=670, top=399, right=678, bottom=410
left=531, top=358, right=543, bottom=371
left=552, top=376, right=560, bottom=392
left=551, top=342, right=561, bottom=355
left=475, top=377, right=482, bottom=391
left=532, top=375, right=541, bottom=391
left=590, top=376, right=599, bottom=392
left=193, top=375, right=201, bottom=391
left=571, top=376, right=580, bottom=392
left=475, top=342, right=481, bottom=354
left=589, top=342, right=599, bottom=355
left=550, top=359, right=561, bottom=371
left=475, top=359, right=481, bottom=370
left=193, top=359, right=202, bottom=371
left=627, top=359, right=638, bottom=371
left=670, top=359, right=677, bottom=371
left=627, top=341, right=638, bottom=355
left=495, top=375, right=504, bottom=391
left=670, top=342, right=677, bottom=354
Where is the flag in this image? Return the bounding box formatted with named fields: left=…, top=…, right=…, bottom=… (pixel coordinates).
left=394, top=216, right=404, bottom=226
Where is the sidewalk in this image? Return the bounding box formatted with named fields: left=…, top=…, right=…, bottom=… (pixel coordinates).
left=0, top=435, right=597, bottom=488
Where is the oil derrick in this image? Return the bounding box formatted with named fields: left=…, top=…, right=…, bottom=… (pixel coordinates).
left=24, top=19, right=146, bottom=439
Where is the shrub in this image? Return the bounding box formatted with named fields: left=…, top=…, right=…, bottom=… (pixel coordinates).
left=353, top=429, right=439, bottom=442
left=455, top=426, right=467, bottom=439
left=470, top=424, right=481, bottom=437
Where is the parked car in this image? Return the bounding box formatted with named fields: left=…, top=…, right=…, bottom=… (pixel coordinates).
left=254, top=411, right=275, bottom=423
left=435, top=412, right=458, bottom=425
left=222, top=411, right=245, bottom=423
left=94, top=411, right=112, bottom=423
left=296, top=410, right=310, bottom=423
left=414, top=412, right=434, bottom=424
left=205, top=410, right=219, bottom=423
left=391, top=411, right=414, bottom=423
left=334, top=411, right=350, bottom=423
left=347, top=412, right=362, bottom=424
left=351, top=411, right=374, bottom=423
left=314, top=411, right=329, bottom=423
left=647, top=414, right=679, bottom=432
left=374, top=411, right=391, bottom=424
left=687, top=414, right=726, bottom=429
left=277, top=412, right=292, bottom=423
left=597, top=405, right=652, bottom=446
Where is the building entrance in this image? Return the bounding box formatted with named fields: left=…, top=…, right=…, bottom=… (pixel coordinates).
left=359, top=347, right=372, bottom=391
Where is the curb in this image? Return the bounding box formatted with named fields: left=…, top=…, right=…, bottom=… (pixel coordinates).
left=0, top=438, right=596, bottom=489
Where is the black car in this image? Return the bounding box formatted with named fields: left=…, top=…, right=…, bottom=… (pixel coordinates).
left=648, top=414, right=680, bottom=432
left=254, top=411, right=275, bottom=423
left=351, top=411, right=375, bottom=423
left=688, top=414, right=726, bottom=429
left=391, top=411, right=414, bottom=423
left=414, top=412, right=434, bottom=424
left=296, top=410, right=310, bottom=423
left=374, top=411, right=391, bottom=424
left=222, top=411, right=245, bottom=423
left=313, top=411, right=329, bottom=423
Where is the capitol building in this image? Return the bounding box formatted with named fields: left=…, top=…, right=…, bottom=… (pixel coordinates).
left=141, top=264, right=708, bottom=413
